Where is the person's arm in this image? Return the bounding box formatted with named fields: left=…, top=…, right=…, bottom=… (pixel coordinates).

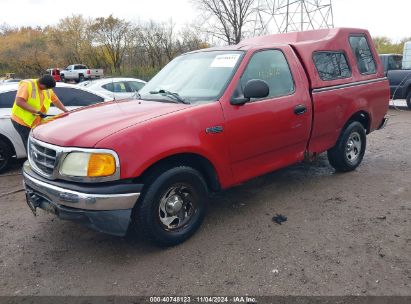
left=15, top=97, right=40, bottom=114
left=51, top=91, right=69, bottom=112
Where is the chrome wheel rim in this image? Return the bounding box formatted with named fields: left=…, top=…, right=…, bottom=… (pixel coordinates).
left=346, top=131, right=362, bottom=164
left=158, top=184, right=197, bottom=230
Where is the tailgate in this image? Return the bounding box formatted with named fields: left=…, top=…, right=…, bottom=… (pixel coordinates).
left=90, top=69, right=103, bottom=76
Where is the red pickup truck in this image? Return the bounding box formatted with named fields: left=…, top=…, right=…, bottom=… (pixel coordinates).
left=23, top=28, right=389, bottom=246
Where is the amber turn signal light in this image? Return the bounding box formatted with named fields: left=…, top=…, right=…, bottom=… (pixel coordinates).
left=87, top=153, right=116, bottom=177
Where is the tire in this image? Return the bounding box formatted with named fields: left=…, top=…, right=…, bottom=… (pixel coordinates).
left=61, top=75, right=66, bottom=83
left=0, top=138, right=12, bottom=173
left=78, top=74, right=85, bottom=83
left=406, top=91, right=411, bottom=109
left=327, top=121, right=366, bottom=172
left=132, top=166, right=208, bottom=246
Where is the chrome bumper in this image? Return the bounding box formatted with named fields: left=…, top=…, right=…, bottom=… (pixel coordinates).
left=23, top=162, right=140, bottom=211
left=23, top=161, right=142, bottom=236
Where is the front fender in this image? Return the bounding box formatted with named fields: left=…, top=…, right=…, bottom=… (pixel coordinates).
left=95, top=102, right=234, bottom=188
left=0, top=117, right=26, bottom=158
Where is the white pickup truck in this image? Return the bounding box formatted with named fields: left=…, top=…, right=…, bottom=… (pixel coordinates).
left=60, top=64, right=104, bottom=83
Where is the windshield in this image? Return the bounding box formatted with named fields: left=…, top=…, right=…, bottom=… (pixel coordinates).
left=139, top=51, right=244, bottom=103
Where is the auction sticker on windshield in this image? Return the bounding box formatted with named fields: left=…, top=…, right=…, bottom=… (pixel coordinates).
left=210, top=54, right=240, bottom=68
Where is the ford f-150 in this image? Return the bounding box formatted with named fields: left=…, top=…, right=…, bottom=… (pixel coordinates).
left=23, top=28, right=389, bottom=246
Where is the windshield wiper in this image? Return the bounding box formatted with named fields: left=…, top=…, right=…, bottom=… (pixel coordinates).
left=149, top=89, right=189, bottom=104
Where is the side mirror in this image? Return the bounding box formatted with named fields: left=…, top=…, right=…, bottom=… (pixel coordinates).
left=230, top=79, right=270, bottom=106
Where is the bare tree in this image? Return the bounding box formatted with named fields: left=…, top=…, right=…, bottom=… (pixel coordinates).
left=160, top=20, right=176, bottom=61
left=137, top=20, right=179, bottom=68
left=91, top=15, right=131, bottom=73
left=177, top=25, right=209, bottom=53
left=193, top=0, right=256, bottom=45
left=0, top=23, right=15, bottom=36
left=0, top=16, right=211, bottom=79
left=138, top=21, right=164, bottom=68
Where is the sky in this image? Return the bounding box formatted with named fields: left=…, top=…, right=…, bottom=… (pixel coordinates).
left=0, top=0, right=409, bottom=41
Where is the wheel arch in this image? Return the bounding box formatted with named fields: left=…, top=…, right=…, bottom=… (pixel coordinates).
left=346, top=111, right=371, bottom=134
left=135, top=153, right=221, bottom=192
left=0, top=133, right=16, bottom=157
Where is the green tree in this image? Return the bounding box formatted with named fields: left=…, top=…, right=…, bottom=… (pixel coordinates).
left=373, top=36, right=405, bottom=54
left=48, top=15, right=98, bottom=67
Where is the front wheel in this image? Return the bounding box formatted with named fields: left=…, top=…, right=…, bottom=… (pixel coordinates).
left=133, top=166, right=208, bottom=246
left=327, top=121, right=366, bottom=172
left=406, top=91, right=411, bottom=109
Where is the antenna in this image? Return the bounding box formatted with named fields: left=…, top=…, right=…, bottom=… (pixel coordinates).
left=252, top=0, right=334, bottom=35
left=111, top=78, right=116, bottom=101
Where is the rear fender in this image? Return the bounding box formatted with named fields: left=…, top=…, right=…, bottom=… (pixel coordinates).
left=0, top=118, right=25, bottom=158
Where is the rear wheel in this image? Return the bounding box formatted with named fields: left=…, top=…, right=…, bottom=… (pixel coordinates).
left=327, top=121, right=366, bottom=172
left=61, top=75, right=66, bottom=83
left=78, top=74, right=85, bottom=83
left=406, top=91, right=411, bottom=109
left=0, top=139, right=12, bottom=173
left=132, top=166, right=208, bottom=246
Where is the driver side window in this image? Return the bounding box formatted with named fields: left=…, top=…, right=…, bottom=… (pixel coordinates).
left=234, top=50, right=295, bottom=101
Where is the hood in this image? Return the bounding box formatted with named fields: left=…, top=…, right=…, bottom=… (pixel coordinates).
left=33, top=100, right=189, bottom=147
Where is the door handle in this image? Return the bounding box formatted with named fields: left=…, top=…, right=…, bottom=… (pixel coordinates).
left=294, top=104, right=307, bottom=115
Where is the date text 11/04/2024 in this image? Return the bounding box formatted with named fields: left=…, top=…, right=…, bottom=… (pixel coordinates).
left=149, top=296, right=257, bottom=303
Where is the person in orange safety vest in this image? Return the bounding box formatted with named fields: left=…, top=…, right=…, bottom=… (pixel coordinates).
left=11, top=74, right=68, bottom=150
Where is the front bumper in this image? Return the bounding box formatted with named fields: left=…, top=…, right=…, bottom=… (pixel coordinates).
left=23, top=161, right=142, bottom=236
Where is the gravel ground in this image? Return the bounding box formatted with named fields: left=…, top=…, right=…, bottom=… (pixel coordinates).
left=0, top=109, right=410, bottom=296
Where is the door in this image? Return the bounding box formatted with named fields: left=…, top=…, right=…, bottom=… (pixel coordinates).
left=65, top=65, right=75, bottom=79
left=221, top=48, right=312, bottom=184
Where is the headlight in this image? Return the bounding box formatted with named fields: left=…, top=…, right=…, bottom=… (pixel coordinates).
left=60, top=152, right=117, bottom=178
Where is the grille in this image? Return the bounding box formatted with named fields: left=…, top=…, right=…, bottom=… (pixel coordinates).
left=29, top=139, right=57, bottom=176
